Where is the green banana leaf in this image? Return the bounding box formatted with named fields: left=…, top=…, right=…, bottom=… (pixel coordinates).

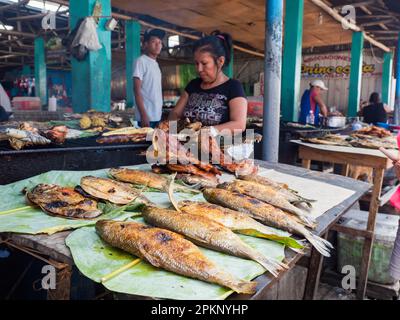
left=0, top=168, right=145, bottom=235
left=66, top=217, right=286, bottom=300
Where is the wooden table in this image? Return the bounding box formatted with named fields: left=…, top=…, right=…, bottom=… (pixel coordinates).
left=0, top=160, right=370, bottom=300
left=294, top=140, right=393, bottom=300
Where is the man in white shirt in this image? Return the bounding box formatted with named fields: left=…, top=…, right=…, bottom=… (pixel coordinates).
left=133, top=28, right=165, bottom=128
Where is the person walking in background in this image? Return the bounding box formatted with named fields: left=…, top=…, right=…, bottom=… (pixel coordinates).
left=133, top=28, right=165, bottom=128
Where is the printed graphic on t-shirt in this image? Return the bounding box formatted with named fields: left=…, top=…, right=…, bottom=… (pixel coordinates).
left=183, top=92, right=228, bottom=126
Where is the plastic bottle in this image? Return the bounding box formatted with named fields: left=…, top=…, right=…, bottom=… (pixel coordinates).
left=306, top=110, right=315, bottom=125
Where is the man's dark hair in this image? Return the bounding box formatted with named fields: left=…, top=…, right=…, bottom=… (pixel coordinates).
left=143, top=29, right=165, bottom=43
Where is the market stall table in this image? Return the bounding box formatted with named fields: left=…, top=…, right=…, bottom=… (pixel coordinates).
left=292, top=140, right=394, bottom=300
left=0, top=160, right=370, bottom=300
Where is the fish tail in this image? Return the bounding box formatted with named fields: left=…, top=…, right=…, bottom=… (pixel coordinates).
left=297, top=213, right=317, bottom=229
left=304, top=231, right=333, bottom=257
left=252, top=253, right=287, bottom=277
left=230, top=280, right=257, bottom=294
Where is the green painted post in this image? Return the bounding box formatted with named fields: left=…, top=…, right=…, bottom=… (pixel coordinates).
left=34, top=37, right=47, bottom=106
left=281, top=0, right=304, bottom=122
left=70, top=0, right=111, bottom=112
left=125, top=20, right=141, bottom=108
left=348, top=32, right=364, bottom=117
left=224, top=49, right=234, bottom=78
left=382, top=52, right=393, bottom=105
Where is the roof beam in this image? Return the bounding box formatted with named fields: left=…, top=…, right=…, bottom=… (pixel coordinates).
left=0, top=0, right=29, bottom=13
left=359, top=19, right=394, bottom=27
left=333, top=0, right=376, bottom=9
left=310, top=0, right=391, bottom=52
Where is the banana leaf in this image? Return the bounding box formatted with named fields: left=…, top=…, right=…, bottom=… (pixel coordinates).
left=0, top=169, right=144, bottom=235
left=66, top=217, right=285, bottom=300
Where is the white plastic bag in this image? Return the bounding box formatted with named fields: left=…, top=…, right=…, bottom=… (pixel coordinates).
left=71, top=17, right=102, bottom=51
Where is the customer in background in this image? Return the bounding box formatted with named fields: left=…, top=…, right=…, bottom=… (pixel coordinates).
left=133, top=28, right=165, bottom=128
left=358, top=92, right=391, bottom=125
left=0, top=82, right=12, bottom=122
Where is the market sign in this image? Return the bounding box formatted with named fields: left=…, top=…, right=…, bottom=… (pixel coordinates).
left=301, top=54, right=380, bottom=79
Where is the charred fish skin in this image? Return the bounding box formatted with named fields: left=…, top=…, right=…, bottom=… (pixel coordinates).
left=219, top=180, right=316, bottom=229
left=80, top=176, right=151, bottom=205
left=95, top=220, right=257, bottom=294
left=26, top=184, right=102, bottom=219
left=109, top=168, right=168, bottom=190
left=142, top=206, right=286, bottom=277
left=202, top=188, right=333, bottom=257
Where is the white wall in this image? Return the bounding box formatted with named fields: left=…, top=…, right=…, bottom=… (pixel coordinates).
left=300, top=50, right=385, bottom=114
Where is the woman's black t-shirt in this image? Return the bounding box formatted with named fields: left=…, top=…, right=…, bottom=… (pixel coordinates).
left=361, top=103, right=387, bottom=125
left=183, top=78, right=246, bottom=126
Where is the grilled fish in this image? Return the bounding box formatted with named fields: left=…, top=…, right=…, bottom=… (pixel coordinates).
left=219, top=180, right=316, bottom=228
left=178, top=201, right=304, bottom=249
left=175, top=174, right=218, bottom=188
left=95, top=220, right=257, bottom=294
left=108, top=168, right=198, bottom=193
left=80, top=176, right=150, bottom=205
left=238, top=174, right=315, bottom=207
left=26, top=184, right=102, bottom=219
left=202, top=188, right=333, bottom=257
left=142, top=206, right=287, bottom=277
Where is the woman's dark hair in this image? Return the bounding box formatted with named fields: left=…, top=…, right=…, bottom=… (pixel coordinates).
left=192, top=30, right=233, bottom=68
left=369, top=92, right=381, bottom=104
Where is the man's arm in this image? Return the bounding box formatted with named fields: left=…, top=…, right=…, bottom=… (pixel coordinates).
left=314, top=95, right=328, bottom=117
left=133, top=77, right=150, bottom=127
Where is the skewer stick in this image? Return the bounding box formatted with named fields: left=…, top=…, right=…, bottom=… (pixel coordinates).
left=0, top=206, right=32, bottom=215
left=101, top=258, right=141, bottom=283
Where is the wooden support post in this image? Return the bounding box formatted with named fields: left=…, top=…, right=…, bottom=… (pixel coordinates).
left=302, top=159, right=311, bottom=169
left=357, top=167, right=385, bottom=299
left=382, top=52, right=393, bottom=105
left=348, top=32, right=364, bottom=117
left=125, top=20, right=141, bottom=108
left=47, top=261, right=72, bottom=300
left=341, top=164, right=350, bottom=176
left=303, top=232, right=329, bottom=300
left=281, top=0, right=304, bottom=122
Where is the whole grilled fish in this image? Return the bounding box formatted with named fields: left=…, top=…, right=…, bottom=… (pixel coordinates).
left=26, top=184, right=102, bottom=219
left=178, top=201, right=304, bottom=249
left=80, top=176, right=150, bottom=205
left=142, top=206, right=287, bottom=277
left=109, top=168, right=198, bottom=193
left=219, top=180, right=316, bottom=228
left=175, top=174, right=218, bottom=189
left=203, top=188, right=333, bottom=257
left=95, top=220, right=257, bottom=294
left=238, top=174, right=316, bottom=207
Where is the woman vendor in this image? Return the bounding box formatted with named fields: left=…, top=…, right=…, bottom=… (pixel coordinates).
left=168, top=31, right=247, bottom=134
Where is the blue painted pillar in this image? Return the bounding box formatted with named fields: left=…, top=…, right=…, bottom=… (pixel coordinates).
left=348, top=32, right=364, bottom=117
left=262, top=0, right=283, bottom=162
left=382, top=52, right=393, bottom=105
left=34, top=37, right=47, bottom=106
left=125, top=20, right=141, bottom=108
left=70, top=0, right=111, bottom=112
left=395, top=34, right=400, bottom=124
left=281, top=0, right=304, bottom=122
